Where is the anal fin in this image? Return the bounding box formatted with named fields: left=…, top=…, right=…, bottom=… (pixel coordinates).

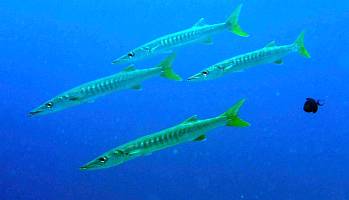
left=200, top=37, right=213, bottom=45
left=131, top=84, right=142, bottom=90
left=193, top=135, right=206, bottom=142
left=274, top=59, right=283, bottom=65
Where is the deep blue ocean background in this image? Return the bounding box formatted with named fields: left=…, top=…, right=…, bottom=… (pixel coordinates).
left=1, top=0, right=349, bottom=199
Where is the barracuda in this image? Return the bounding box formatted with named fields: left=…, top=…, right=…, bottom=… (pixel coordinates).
left=29, top=54, right=181, bottom=116
left=188, top=31, right=311, bottom=81
left=80, top=99, right=250, bottom=171
left=112, top=4, right=249, bottom=65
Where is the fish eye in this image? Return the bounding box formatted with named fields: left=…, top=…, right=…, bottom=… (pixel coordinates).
left=128, top=52, right=135, bottom=58
left=98, top=156, right=108, bottom=163
left=202, top=71, right=209, bottom=76
left=45, top=102, right=53, bottom=108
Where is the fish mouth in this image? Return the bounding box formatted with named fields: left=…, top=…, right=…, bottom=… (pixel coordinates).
left=187, top=75, right=200, bottom=81
left=28, top=110, right=42, bottom=116
left=111, top=59, right=122, bottom=65
left=79, top=161, right=103, bottom=171
left=111, top=57, right=128, bottom=65
left=79, top=166, right=90, bottom=171
left=80, top=164, right=94, bottom=171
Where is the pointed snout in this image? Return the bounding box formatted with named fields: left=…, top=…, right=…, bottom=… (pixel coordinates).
left=111, top=55, right=132, bottom=65
left=28, top=109, right=43, bottom=117
left=111, top=58, right=123, bottom=65
left=80, top=165, right=91, bottom=171
left=187, top=74, right=201, bottom=81
left=79, top=159, right=105, bottom=171
left=79, top=162, right=97, bottom=171
left=187, top=76, right=194, bottom=81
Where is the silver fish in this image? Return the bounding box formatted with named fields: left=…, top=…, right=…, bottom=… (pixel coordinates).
left=112, top=4, right=249, bottom=65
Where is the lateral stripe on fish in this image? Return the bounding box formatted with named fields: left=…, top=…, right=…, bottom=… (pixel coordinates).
left=112, top=4, right=249, bottom=65
left=80, top=99, right=250, bottom=170
left=29, top=54, right=182, bottom=116
left=188, top=31, right=311, bottom=81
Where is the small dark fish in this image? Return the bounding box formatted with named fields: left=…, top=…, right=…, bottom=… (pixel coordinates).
left=303, top=98, right=324, bottom=113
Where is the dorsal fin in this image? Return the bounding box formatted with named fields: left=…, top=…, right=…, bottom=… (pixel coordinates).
left=193, top=18, right=207, bottom=27
left=122, top=65, right=136, bottom=72
left=265, top=41, right=276, bottom=47
left=181, top=115, right=198, bottom=124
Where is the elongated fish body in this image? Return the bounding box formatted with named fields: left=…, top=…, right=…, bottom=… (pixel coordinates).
left=188, top=31, right=311, bottom=81
left=224, top=44, right=296, bottom=72
left=61, top=67, right=161, bottom=100
left=29, top=54, right=181, bottom=116
left=112, top=4, right=249, bottom=65
left=138, top=23, right=227, bottom=54
left=80, top=99, right=250, bottom=171
left=115, top=117, right=226, bottom=157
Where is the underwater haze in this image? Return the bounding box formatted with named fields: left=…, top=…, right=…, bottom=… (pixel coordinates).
left=1, top=0, right=349, bottom=199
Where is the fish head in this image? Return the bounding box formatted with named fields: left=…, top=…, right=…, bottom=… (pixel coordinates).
left=187, top=64, right=227, bottom=81
left=29, top=94, right=82, bottom=117
left=112, top=46, right=153, bottom=65
left=80, top=149, right=128, bottom=171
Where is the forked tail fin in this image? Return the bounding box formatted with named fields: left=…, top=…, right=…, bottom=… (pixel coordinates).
left=225, top=4, right=249, bottom=37
left=221, top=99, right=250, bottom=127
left=294, top=31, right=311, bottom=58
left=158, top=53, right=182, bottom=81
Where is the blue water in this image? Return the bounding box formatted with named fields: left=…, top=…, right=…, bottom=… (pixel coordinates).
left=1, top=0, right=349, bottom=199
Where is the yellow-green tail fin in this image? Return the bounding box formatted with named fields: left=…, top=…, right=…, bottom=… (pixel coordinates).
left=159, top=53, right=182, bottom=81
left=294, top=31, right=311, bottom=58
left=221, top=99, right=250, bottom=127
left=225, top=4, right=249, bottom=37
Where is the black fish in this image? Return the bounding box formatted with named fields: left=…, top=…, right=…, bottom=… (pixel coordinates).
left=303, top=98, right=324, bottom=113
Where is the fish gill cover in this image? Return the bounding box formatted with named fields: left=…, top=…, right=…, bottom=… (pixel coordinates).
left=1, top=0, right=349, bottom=200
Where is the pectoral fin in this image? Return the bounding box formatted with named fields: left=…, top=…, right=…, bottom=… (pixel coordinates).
left=148, top=45, right=160, bottom=53
left=115, top=149, right=127, bottom=155
left=69, top=96, right=81, bottom=101
left=127, top=149, right=142, bottom=156
left=127, top=149, right=151, bottom=156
